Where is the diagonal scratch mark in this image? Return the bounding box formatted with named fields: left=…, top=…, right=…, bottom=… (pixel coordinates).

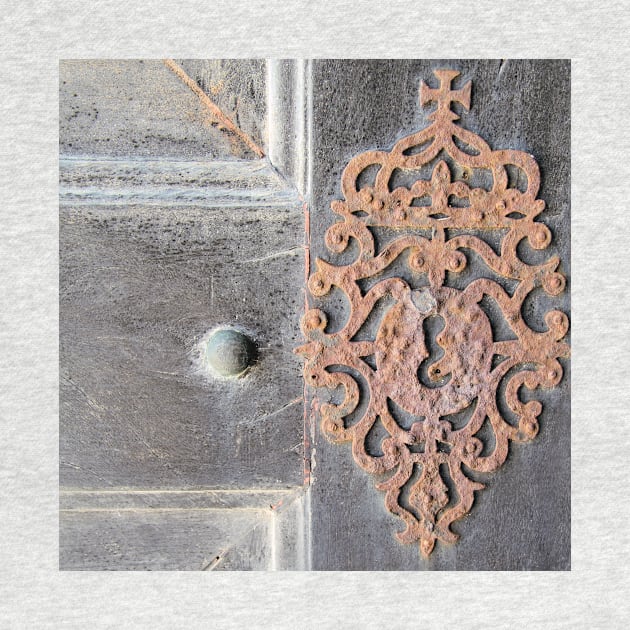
left=238, top=396, right=304, bottom=428
left=201, top=555, right=222, bottom=571
left=200, top=488, right=307, bottom=570
left=238, top=246, right=302, bottom=265
left=163, top=59, right=265, bottom=158
left=201, top=516, right=270, bottom=571
left=60, top=461, right=114, bottom=487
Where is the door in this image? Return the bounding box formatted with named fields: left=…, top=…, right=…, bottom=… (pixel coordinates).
left=60, top=59, right=570, bottom=570
left=59, top=59, right=308, bottom=570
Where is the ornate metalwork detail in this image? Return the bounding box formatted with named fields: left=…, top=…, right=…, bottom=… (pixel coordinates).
left=296, top=69, right=570, bottom=556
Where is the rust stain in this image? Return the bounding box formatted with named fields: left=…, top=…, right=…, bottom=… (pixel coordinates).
left=295, top=69, right=570, bottom=557
left=163, top=58, right=265, bottom=158
left=303, top=200, right=313, bottom=487
left=209, top=79, right=225, bottom=96
left=270, top=498, right=284, bottom=511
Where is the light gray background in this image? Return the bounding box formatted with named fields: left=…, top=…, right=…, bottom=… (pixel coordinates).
left=1, top=0, right=628, bottom=627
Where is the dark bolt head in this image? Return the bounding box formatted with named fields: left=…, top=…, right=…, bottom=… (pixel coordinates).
left=206, top=328, right=257, bottom=377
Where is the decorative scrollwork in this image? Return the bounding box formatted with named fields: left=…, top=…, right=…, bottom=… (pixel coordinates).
left=296, top=69, right=570, bottom=557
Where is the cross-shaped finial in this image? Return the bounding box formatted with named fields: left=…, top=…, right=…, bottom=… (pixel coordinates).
left=420, top=69, right=471, bottom=122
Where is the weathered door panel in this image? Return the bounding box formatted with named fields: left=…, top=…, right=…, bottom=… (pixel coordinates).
left=60, top=186, right=303, bottom=490
left=60, top=59, right=570, bottom=571
left=306, top=59, right=570, bottom=570
left=59, top=59, right=306, bottom=570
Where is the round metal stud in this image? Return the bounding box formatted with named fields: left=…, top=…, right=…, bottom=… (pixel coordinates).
left=205, top=328, right=257, bottom=377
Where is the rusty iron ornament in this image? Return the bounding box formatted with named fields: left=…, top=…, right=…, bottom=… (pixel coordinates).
left=296, top=70, right=570, bottom=557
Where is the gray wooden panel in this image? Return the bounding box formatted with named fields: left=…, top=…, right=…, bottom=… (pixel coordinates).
left=269, top=488, right=310, bottom=571
left=60, top=507, right=268, bottom=571
left=60, top=164, right=304, bottom=489
left=307, top=59, right=570, bottom=570
left=59, top=488, right=307, bottom=570
left=59, top=489, right=293, bottom=511
left=175, top=59, right=267, bottom=154
left=60, top=60, right=260, bottom=160
left=59, top=58, right=309, bottom=571
left=266, top=59, right=310, bottom=194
